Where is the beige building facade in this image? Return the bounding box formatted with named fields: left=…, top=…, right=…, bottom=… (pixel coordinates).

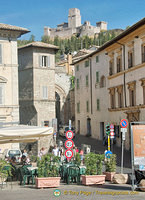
left=0, top=23, right=29, bottom=151
left=74, top=18, right=145, bottom=150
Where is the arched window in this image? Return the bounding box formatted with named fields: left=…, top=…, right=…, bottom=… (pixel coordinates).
left=100, top=76, right=106, bottom=88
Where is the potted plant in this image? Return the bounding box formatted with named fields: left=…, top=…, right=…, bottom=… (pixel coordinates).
left=35, top=154, right=60, bottom=188
left=74, top=152, right=81, bottom=166
left=0, top=159, right=13, bottom=184
left=30, top=155, right=37, bottom=167
left=103, top=154, right=116, bottom=182
left=81, top=152, right=105, bottom=185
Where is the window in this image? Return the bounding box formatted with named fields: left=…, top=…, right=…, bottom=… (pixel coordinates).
left=100, top=76, right=106, bottom=88
left=96, top=71, right=99, bottom=83
left=117, top=86, right=123, bottom=108
left=0, top=84, right=4, bottom=105
left=140, top=79, right=145, bottom=104
left=128, top=82, right=136, bottom=106
left=96, top=56, right=99, bottom=63
left=109, top=88, right=115, bottom=109
left=86, top=101, right=89, bottom=112
left=117, top=57, right=122, bottom=73
left=42, top=86, right=48, bottom=99
left=97, top=99, right=100, bottom=110
left=39, top=55, right=50, bottom=67
left=0, top=44, right=2, bottom=64
left=86, top=75, right=89, bottom=86
left=85, top=60, right=89, bottom=67
left=77, top=102, right=80, bottom=113
left=109, top=60, right=114, bottom=75
left=76, top=79, right=79, bottom=89
left=76, top=65, right=79, bottom=71
left=142, top=45, right=145, bottom=63
left=128, top=51, right=133, bottom=68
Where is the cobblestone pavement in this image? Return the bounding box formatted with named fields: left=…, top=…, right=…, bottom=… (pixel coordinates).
left=0, top=181, right=144, bottom=200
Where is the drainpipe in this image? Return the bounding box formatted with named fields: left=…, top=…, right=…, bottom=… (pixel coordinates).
left=116, top=42, right=127, bottom=107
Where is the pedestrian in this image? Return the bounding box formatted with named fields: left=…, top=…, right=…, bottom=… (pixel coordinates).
left=22, top=149, right=28, bottom=157
left=80, top=149, right=84, bottom=165
left=52, top=145, right=59, bottom=156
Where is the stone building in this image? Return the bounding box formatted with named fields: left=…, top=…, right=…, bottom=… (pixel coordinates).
left=44, top=8, right=107, bottom=39
left=0, top=23, right=29, bottom=151
left=18, top=42, right=59, bottom=127
left=73, top=17, right=145, bottom=150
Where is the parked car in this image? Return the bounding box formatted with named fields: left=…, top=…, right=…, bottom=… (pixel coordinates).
left=59, top=126, right=75, bottom=138
left=2, top=149, right=22, bottom=162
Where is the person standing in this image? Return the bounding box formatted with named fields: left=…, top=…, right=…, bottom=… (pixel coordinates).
left=52, top=145, right=59, bottom=156
left=80, top=149, right=84, bottom=165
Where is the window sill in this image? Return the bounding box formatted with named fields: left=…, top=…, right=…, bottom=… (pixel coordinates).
left=108, top=104, right=145, bottom=112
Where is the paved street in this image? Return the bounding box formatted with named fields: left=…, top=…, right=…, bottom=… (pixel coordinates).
left=58, top=133, right=132, bottom=168
left=0, top=181, right=144, bottom=200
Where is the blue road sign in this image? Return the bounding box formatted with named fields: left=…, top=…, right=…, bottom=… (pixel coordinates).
left=105, top=150, right=112, bottom=158
left=120, top=119, right=128, bottom=128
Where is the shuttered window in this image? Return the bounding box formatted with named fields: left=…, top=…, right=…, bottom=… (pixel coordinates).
left=39, top=55, right=50, bottom=67
left=0, top=44, right=2, bottom=64
left=42, top=86, right=48, bottom=99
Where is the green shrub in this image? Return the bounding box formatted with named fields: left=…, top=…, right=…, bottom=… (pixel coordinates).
left=84, top=153, right=104, bottom=175
left=105, top=154, right=116, bottom=172
left=37, top=154, right=59, bottom=177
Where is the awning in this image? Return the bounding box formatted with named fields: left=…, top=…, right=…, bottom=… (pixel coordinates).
left=0, top=125, right=53, bottom=143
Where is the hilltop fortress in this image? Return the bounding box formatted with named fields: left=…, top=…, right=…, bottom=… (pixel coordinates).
left=44, top=8, right=107, bottom=39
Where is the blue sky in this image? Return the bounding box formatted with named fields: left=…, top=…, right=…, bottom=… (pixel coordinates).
left=0, top=0, right=145, bottom=40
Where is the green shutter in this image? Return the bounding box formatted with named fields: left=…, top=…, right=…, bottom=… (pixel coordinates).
left=77, top=79, right=79, bottom=89
left=97, top=99, right=100, bottom=110
left=86, top=101, right=89, bottom=112
left=96, top=71, right=99, bottom=83
left=76, top=65, right=79, bottom=71
left=96, top=56, right=99, bottom=63
left=86, top=75, right=88, bottom=86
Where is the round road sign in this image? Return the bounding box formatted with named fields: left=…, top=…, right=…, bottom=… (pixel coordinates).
left=66, top=130, right=73, bottom=140
left=65, top=149, right=73, bottom=159
left=65, top=140, right=74, bottom=149
left=105, top=151, right=112, bottom=158
left=120, top=119, right=128, bottom=128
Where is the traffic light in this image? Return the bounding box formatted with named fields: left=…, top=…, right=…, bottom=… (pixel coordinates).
left=106, top=124, right=110, bottom=135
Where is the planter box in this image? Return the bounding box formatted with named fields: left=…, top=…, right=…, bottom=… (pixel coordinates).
left=35, top=177, right=61, bottom=188
left=81, top=175, right=106, bottom=185
left=103, top=172, right=116, bottom=182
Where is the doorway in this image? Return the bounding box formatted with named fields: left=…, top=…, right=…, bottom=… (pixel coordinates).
left=78, top=120, right=80, bottom=134
left=87, top=118, right=91, bottom=136
left=100, top=122, right=104, bottom=140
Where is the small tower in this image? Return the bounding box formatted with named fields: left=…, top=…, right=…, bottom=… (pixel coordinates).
left=96, top=21, right=107, bottom=31
left=68, top=8, right=81, bottom=28
left=44, top=26, right=51, bottom=36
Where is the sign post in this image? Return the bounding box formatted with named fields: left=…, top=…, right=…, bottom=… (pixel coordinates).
left=110, top=124, right=114, bottom=153
left=120, top=119, right=128, bottom=174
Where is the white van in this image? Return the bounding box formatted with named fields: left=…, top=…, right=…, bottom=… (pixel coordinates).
left=3, top=149, right=22, bottom=162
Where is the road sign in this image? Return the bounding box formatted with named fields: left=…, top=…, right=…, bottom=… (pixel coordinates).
left=110, top=131, right=114, bottom=139
left=120, top=119, right=128, bottom=128
left=121, top=128, right=127, bottom=132
left=66, top=130, right=73, bottom=140
left=110, top=124, right=114, bottom=129
left=65, top=149, right=73, bottom=159
left=105, top=150, right=112, bottom=158
left=65, top=140, right=74, bottom=149
left=69, top=120, right=71, bottom=130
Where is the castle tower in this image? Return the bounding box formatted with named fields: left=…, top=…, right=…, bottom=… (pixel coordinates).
left=68, top=8, right=81, bottom=28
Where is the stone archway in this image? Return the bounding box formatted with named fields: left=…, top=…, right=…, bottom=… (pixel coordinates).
left=55, top=84, right=67, bottom=126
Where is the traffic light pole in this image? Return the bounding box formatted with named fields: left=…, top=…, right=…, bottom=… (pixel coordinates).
left=108, top=135, right=110, bottom=151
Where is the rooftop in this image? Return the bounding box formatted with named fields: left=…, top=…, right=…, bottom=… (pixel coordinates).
left=18, top=41, right=59, bottom=50
left=0, top=23, right=29, bottom=35
left=73, top=17, right=145, bottom=65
